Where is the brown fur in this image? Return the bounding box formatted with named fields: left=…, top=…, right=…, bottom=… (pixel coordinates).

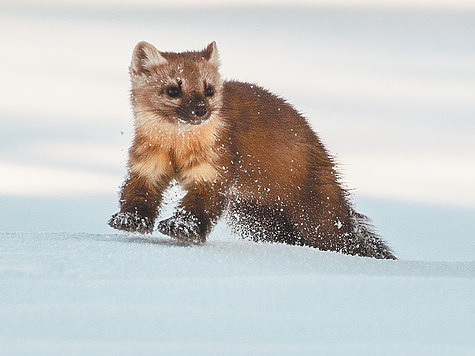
left=109, top=41, right=396, bottom=259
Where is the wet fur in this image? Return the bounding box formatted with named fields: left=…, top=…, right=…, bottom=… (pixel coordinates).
left=109, top=41, right=396, bottom=259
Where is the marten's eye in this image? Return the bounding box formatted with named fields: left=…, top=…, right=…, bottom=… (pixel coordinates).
left=204, top=85, right=214, bottom=97
left=166, top=86, right=181, bottom=98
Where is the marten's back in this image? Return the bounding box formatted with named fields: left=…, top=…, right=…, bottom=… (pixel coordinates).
left=221, top=80, right=336, bottom=199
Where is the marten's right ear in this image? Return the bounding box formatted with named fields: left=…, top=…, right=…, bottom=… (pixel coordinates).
left=130, top=41, right=167, bottom=75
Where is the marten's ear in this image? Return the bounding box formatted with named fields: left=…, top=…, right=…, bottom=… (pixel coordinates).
left=203, top=41, right=220, bottom=66
left=130, top=41, right=167, bottom=75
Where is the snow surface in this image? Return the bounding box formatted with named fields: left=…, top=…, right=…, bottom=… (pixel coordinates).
left=1, top=228, right=474, bottom=355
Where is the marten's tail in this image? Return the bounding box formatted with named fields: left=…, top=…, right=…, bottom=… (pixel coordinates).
left=346, top=210, right=397, bottom=260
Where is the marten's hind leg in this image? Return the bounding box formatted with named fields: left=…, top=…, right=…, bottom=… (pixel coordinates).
left=227, top=201, right=303, bottom=244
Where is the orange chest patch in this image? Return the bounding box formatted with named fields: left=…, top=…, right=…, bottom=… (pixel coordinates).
left=131, top=116, right=224, bottom=185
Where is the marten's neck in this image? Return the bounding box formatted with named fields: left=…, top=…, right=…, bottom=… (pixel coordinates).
left=130, top=110, right=226, bottom=186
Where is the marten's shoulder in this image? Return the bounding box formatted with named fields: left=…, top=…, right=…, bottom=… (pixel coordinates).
left=221, top=80, right=309, bottom=131
left=222, top=80, right=287, bottom=111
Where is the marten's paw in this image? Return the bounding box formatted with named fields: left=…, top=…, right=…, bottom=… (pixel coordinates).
left=158, top=214, right=205, bottom=244
left=108, top=212, right=154, bottom=234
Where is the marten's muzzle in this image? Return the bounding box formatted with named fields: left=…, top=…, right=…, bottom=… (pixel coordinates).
left=181, top=95, right=211, bottom=125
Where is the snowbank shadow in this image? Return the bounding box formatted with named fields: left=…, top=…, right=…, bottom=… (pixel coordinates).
left=95, top=233, right=196, bottom=247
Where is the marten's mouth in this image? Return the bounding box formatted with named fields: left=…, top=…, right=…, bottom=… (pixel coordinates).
left=177, top=117, right=209, bottom=125
left=176, top=111, right=212, bottom=125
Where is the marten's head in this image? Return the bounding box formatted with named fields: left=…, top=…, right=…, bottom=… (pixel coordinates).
left=129, top=41, right=222, bottom=128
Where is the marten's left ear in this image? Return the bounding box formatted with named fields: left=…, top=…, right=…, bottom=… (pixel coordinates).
left=130, top=41, right=167, bottom=76
left=203, top=41, right=219, bottom=66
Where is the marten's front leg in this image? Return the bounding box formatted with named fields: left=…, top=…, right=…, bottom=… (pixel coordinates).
left=109, top=173, right=171, bottom=234
left=158, top=182, right=227, bottom=243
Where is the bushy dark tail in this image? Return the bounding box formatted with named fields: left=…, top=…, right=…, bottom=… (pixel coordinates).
left=346, top=210, right=397, bottom=260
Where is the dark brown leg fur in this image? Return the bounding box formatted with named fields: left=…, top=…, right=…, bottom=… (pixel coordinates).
left=227, top=200, right=304, bottom=245
left=108, top=173, right=171, bottom=234
left=158, top=182, right=228, bottom=243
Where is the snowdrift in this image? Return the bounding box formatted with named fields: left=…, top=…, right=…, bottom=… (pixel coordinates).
left=1, top=229, right=473, bottom=355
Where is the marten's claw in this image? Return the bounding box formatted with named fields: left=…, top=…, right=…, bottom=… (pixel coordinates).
left=108, top=212, right=154, bottom=234
left=158, top=216, right=205, bottom=244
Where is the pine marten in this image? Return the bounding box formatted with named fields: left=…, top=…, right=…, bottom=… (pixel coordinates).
left=109, top=41, right=396, bottom=259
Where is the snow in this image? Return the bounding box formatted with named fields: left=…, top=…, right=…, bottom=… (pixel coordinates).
left=1, top=228, right=474, bottom=355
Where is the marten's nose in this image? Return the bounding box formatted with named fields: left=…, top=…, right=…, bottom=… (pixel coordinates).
left=194, top=102, right=207, bottom=117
